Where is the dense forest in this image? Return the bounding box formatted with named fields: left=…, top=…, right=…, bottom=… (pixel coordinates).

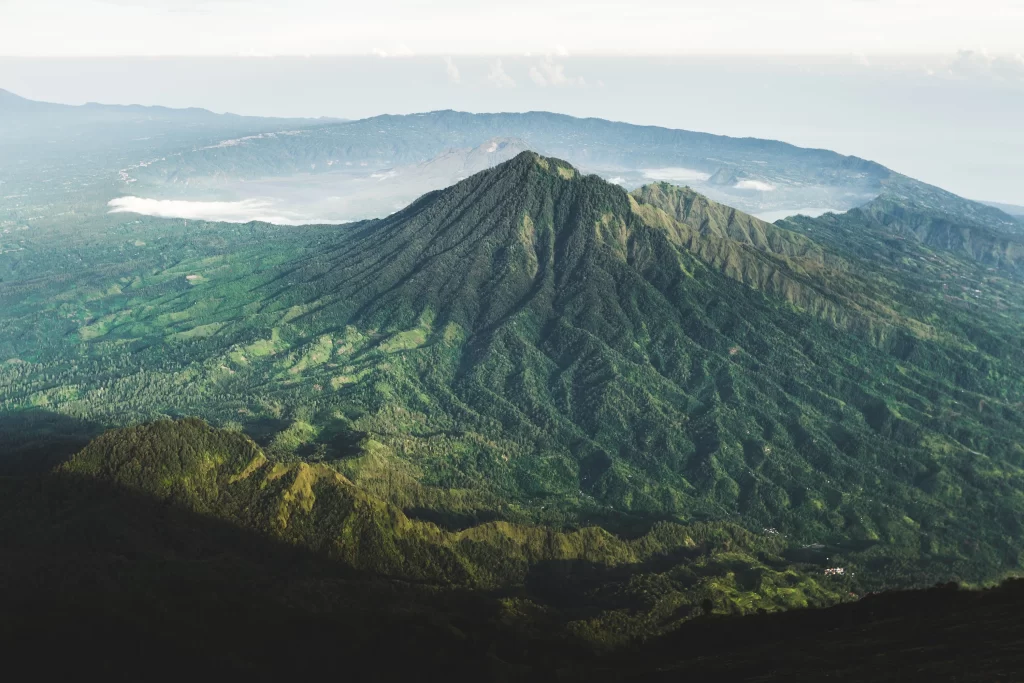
left=1, top=152, right=1022, bottom=674
left=2, top=418, right=1022, bottom=680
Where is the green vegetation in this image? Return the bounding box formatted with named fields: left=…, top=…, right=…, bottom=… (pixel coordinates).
left=57, top=418, right=845, bottom=629
left=3, top=417, right=1023, bottom=679
left=1, top=151, right=1022, bottom=606
left=4, top=88, right=1023, bottom=675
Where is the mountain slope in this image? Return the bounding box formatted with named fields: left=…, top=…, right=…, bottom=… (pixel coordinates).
left=125, top=108, right=890, bottom=216
left=631, top=182, right=827, bottom=262
left=46, top=419, right=843, bottom=619
left=0, top=87, right=331, bottom=131
left=0, top=88, right=328, bottom=177
left=626, top=182, right=875, bottom=332
left=117, top=107, right=1022, bottom=254
left=4, top=418, right=1023, bottom=679
left=856, top=177, right=1024, bottom=272
left=1, top=153, right=1023, bottom=592
left=983, top=200, right=1024, bottom=218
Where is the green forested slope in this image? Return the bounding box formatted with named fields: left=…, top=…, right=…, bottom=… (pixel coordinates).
left=43, top=419, right=846, bottom=636
left=4, top=419, right=1023, bottom=679
left=631, top=182, right=827, bottom=261
left=0, top=152, right=1022, bottom=593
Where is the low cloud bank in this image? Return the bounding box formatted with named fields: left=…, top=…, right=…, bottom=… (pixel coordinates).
left=107, top=196, right=326, bottom=225
left=734, top=179, right=776, bottom=192
left=642, top=168, right=711, bottom=183
left=754, top=207, right=836, bottom=222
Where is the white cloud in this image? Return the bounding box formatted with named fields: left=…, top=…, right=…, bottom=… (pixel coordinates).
left=4, top=1, right=1024, bottom=57
left=443, top=56, right=460, bottom=84
left=755, top=207, right=836, bottom=222
left=734, top=179, right=777, bottom=191
left=528, top=57, right=585, bottom=87
left=487, top=59, right=516, bottom=88
left=642, top=168, right=711, bottom=182
left=107, top=196, right=320, bottom=225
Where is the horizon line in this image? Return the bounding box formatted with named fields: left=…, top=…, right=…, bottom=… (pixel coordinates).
left=0, top=50, right=1010, bottom=60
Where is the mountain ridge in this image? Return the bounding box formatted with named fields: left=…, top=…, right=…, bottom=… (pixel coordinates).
left=6, top=416, right=1024, bottom=679
left=109, top=104, right=1023, bottom=233
left=57, top=417, right=838, bottom=603
left=0, top=86, right=341, bottom=122
left=6, top=87, right=1018, bottom=229
left=1, top=151, right=1023, bottom=597
left=121, top=106, right=891, bottom=217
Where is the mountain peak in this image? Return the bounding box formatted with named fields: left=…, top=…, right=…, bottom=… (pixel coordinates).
left=506, top=150, right=580, bottom=180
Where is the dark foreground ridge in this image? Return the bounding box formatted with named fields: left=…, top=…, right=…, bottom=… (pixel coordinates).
left=2, top=418, right=1022, bottom=681
left=2, top=473, right=1022, bottom=681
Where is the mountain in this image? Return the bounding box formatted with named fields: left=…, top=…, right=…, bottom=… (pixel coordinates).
left=3, top=417, right=1023, bottom=680
left=6, top=93, right=1017, bottom=257
left=983, top=200, right=1024, bottom=218
left=0, top=87, right=334, bottom=132
left=128, top=136, right=532, bottom=223
left=0, top=88, right=328, bottom=171
left=51, top=418, right=842, bottom=605
left=0, top=86, right=220, bottom=120
left=124, top=109, right=892, bottom=216
left=849, top=177, right=1024, bottom=272
left=603, top=579, right=1024, bottom=682
left=115, top=107, right=1022, bottom=256
left=0, top=89, right=339, bottom=239
left=0, top=87, right=44, bottom=113
left=2, top=152, right=1022, bottom=595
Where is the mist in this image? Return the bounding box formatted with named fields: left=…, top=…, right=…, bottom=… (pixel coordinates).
left=107, top=196, right=327, bottom=225
left=2, top=54, right=1023, bottom=204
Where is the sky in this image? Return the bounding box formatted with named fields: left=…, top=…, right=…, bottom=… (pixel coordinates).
left=1, top=0, right=1023, bottom=57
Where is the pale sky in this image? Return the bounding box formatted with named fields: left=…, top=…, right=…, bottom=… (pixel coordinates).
left=1, top=0, right=1023, bottom=57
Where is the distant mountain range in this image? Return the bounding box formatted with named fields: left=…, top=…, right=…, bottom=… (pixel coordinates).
left=984, top=200, right=1024, bottom=217
left=114, top=105, right=1024, bottom=228
left=0, top=87, right=341, bottom=133
left=123, top=108, right=889, bottom=218
left=0, top=88, right=342, bottom=172
left=3, top=88, right=1020, bottom=233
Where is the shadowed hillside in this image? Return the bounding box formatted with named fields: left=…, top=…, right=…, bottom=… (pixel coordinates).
left=2, top=418, right=1022, bottom=681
